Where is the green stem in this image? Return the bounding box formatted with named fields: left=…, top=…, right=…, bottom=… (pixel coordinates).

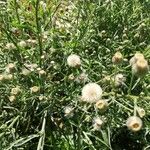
left=134, top=99, right=137, bottom=116
left=37, top=110, right=47, bottom=150
left=128, top=73, right=134, bottom=94
left=14, top=0, right=20, bottom=24
left=1, top=27, right=23, bottom=66
left=35, top=0, right=43, bottom=66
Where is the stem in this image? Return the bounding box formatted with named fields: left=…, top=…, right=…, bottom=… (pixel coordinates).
left=1, top=27, right=23, bottom=66
left=14, top=0, right=20, bottom=24
left=102, top=92, right=150, bottom=101
left=44, top=1, right=62, bottom=30
left=35, top=0, right=43, bottom=66
left=128, top=73, right=134, bottom=94
left=37, top=110, right=47, bottom=150
left=133, top=99, right=137, bottom=116
left=131, top=77, right=141, bottom=90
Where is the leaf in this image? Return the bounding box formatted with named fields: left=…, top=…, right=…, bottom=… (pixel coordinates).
left=5, top=134, right=39, bottom=150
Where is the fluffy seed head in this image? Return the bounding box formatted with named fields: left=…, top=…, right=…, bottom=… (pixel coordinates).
left=39, top=1, right=47, bottom=11
left=64, top=106, right=74, bottom=118
left=112, top=51, right=123, bottom=64
left=26, top=39, right=37, bottom=46
left=4, top=74, right=13, bottom=80
left=38, top=95, right=47, bottom=101
left=9, top=95, right=16, bottom=102
left=11, top=86, right=21, bottom=95
left=38, top=70, right=46, bottom=75
left=114, top=74, right=126, bottom=86
left=126, top=116, right=142, bottom=132
left=0, top=74, right=4, bottom=81
left=67, top=54, right=81, bottom=67
left=81, top=83, right=102, bottom=103
left=68, top=74, right=75, bottom=80
left=5, top=63, right=16, bottom=73
left=18, top=41, right=27, bottom=48
left=30, top=86, right=40, bottom=93
left=132, top=59, right=149, bottom=76
left=5, top=43, right=15, bottom=50
left=137, top=107, right=146, bottom=118
left=41, top=55, right=45, bottom=59
left=22, top=68, right=31, bottom=76
left=75, top=73, right=88, bottom=83
left=92, top=117, right=103, bottom=131
left=130, top=53, right=144, bottom=66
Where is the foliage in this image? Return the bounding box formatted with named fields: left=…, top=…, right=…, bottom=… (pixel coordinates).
left=0, top=0, right=150, bottom=149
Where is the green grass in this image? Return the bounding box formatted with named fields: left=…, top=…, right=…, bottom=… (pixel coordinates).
left=0, top=0, right=150, bottom=149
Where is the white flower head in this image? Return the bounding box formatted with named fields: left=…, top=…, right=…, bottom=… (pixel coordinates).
left=38, top=94, right=47, bottom=101
left=81, top=83, right=103, bottom=103
left=67, top=54, right=81, bottom=67
left=126, top=116, right=142, bottom=132
left=129, top=53, right=144, bottom=66
left=0, top=74, right=4, bottom=81
left=112, top=51, right=123, bottom=64
left=11, top=86, right=21, bottom=95
left=76, top=72, right=88, bottom=83
left=25, top=63, right=38, bottom=72
left=68, top=74, right=75, bottom=80
left=9, top=95, right=16, bottom=102
left=92, top=117, right=103, bottom=131
left=5, top=43, right=15, bottom=50
left=40, top=1, right=47, bottom=11
left=4, top=74, right=13, bottom=80
left=30, top=86, right=40, bottom=93
left=41, top=55, right=45, bottom=59
left=38, top=70, right=46, bottom=75
left=26, top=39, right=37, bottom=46
left=64, top=106, right=74, bottom=118
left=137, top=107, right=146, bottom=118
left=5, top=63, right=16, bottom=73
left=18, top=40, right=27, bottom=48
left=114, top=74, right=126, bottom=86
left=132, top=58, right=149, bottom=76
left=21, top=68, right=31, bottom=76
left=95, top=100, right=108, bottom=111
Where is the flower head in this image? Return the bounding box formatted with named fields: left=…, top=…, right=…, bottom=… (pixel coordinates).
left=76, top=72, right=88, bottom=83
left=39, top=1, right=47, bottom=11
left=18, top=40, right=27, bottom=48
left=132, top=58, right=149, bottom=76
left=38, top=70, right=46, bottom=76
left=0, top=74, right=4, bottom=81
left=92, top=117, right=103, bottom=131
left=112, top=51, right=123, bottom=64
left=67, top=54, right=81, bottom=67
left=137, top=107, right=146, bottom=118
left=114, top=74, right=126, bottom=87
left=9, top=95, right=16, bottom=102
left=11, top=86, right=21, bottom=95
left=130, top=53, right=144, bottom=66
left=26, top=39, right=37, bottom=46
left=5, top=43, right=15, bottom=50
left=95, top=100, right=108, bottom=111
left=81, top=83, right=102, bottom=103
left=5, top=63, right=16, bottom=73
left=38, top=95, right=47, bottom=101
left=68, top=74, right=75, bottom=80
left=21, top=68, right=31, bottom=76
left=30, top=86, right=40, bottom=93
left=4, top=74, right=13, bottom=80
left=126, top=116, right=142, bottom=132
left=64, top=106, right=74, bottom=118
